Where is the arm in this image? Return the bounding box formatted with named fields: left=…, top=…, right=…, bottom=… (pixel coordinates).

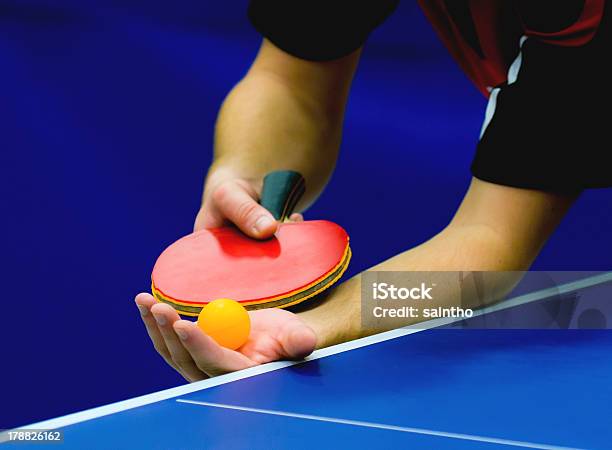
left=135, top=29, right=576, bottom=381
left=299, top=178, right=577, bottom=347
left=136, top=177, right=576, bottom=380
left=194, top=39, right=360, bottom=236
left=136, top=40, right=362, bottom=380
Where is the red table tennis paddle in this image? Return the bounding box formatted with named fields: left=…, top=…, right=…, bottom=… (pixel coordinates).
left=151, top=171, right=351, bottom=316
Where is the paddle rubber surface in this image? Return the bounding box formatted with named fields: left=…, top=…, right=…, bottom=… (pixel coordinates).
left=152, top=220, right=351, bottom=315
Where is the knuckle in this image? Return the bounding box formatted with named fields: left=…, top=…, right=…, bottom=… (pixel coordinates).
left=235, top=200, right=260, bottom=224
left=211, top=180, right=234, bottom=205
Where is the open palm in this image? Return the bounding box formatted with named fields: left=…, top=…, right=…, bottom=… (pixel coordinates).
left=135, top=293, right=317, bottom=381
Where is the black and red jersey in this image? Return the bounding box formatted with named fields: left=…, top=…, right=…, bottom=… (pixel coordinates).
left=248, top=0, right=612, bottom=191
left=418, top=0, right=605, bottom=95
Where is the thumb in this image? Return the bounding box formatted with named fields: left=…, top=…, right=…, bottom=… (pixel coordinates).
left=211, top=180, right=278, bottom=239
left=279, top=321, right=317, bottom=360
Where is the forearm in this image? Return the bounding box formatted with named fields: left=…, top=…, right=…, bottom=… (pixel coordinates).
left=208, top=75, right=337, bottom=206
left=206, top=41, right=359, bottom=209
left=298, top=223, right=524, bottom=348
left=298, top=178, right=577, bottom=349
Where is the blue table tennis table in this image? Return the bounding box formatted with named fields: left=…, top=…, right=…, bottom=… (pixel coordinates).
left=3, top=272, right=612, bottom=449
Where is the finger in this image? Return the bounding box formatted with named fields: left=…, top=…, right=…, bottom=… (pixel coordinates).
left=212, top=180, right=277, bottom=239
left=278, top=320, right=317, bottom=360
left=289, top=213, right=304, bottom=222
left=150, top=303, right=207, bottom=382
left=193, top=203, right=227, bottom=232
left=135, top=293, right=181, bottom=372
left=173, top=320, right=256, bottom=377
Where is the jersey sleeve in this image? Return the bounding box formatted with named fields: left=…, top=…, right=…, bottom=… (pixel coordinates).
left=247, top=0, right=399, bottom=61
left=471, top=3, right=611, bottom=192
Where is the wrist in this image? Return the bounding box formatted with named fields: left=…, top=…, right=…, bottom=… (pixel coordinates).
left=297, top=276, right=363, bottom=350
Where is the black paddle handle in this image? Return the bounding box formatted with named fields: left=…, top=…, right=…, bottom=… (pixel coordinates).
left=260, top=171, right=306, bottom=221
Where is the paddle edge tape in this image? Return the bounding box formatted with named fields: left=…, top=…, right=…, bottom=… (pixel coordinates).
left=152, top=245, right=352, bottom=316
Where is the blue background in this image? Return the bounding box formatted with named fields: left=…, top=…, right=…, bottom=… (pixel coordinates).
left=1, top=0, right=610, bottom=429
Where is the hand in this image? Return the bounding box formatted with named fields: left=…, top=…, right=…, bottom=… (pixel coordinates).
left=193, top=169, right=303, bottom=239
left=135, top=293, right=317, bottom=381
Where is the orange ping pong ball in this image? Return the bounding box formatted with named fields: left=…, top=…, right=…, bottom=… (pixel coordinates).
left=197, top=299, right=251, bottom=350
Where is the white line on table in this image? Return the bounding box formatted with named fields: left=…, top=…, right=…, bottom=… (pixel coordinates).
left=177, top=399, right=578, bottom=450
